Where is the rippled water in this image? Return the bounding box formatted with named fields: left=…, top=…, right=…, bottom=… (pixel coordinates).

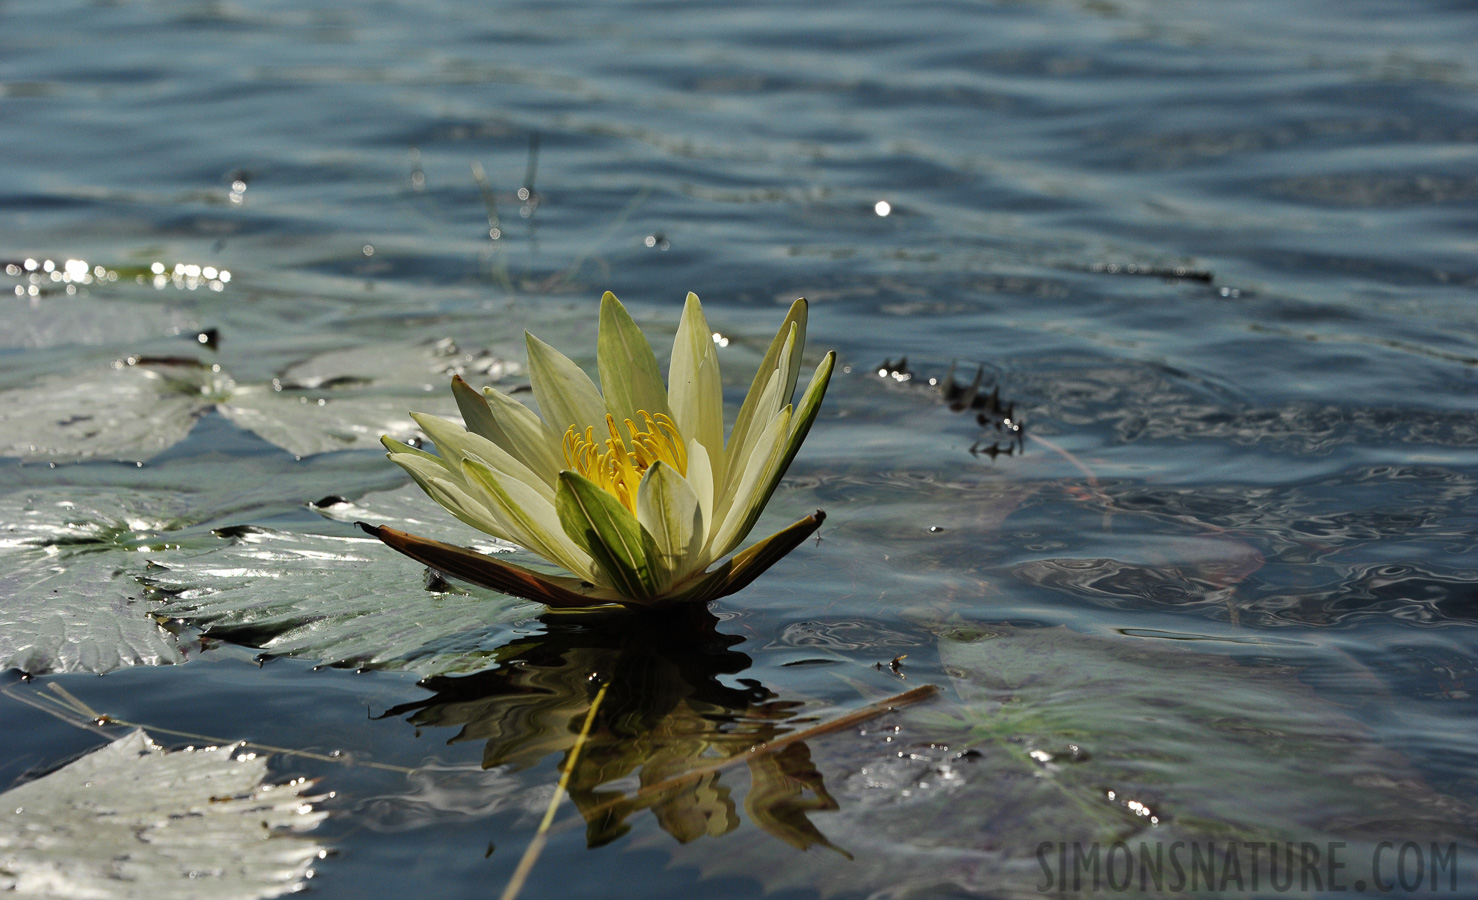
left=2, top=0, right=1476, bottom=897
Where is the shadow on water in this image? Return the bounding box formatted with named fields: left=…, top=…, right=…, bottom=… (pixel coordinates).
left=380, top=606, right=848, bottom=854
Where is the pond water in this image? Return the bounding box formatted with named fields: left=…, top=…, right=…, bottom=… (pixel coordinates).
left=2, top=0, right=1476, bottom=897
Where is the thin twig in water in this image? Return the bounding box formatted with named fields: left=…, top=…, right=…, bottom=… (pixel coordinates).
left=540, top=186, right=652, bottom=291
left=3, top=684, right=114, bottom=739
left=1029, top=433, right=1098, bottom=487
left=2, top=683, right=417, bottom=774
left=521, top=132, right=541, bottom=200
left=500, top=680, right=610, bottom=900
left=1030, top=433, right=1114, bottom=531
left=471, top=159, right=514, bottom=292
left=44, top=683, right=101, bottom=718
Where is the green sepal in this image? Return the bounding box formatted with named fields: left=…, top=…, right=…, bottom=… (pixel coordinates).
left=727, top=297, right=807, bottom=457
left=665, top=510, right=825, bottom=606
left=731, top=350, right=836, bottom=547
left=636, top=460, right=703, bottom=585
left=556, top=471, right=661, bottom=600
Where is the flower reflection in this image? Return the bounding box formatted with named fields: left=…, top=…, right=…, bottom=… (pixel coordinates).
left=382, top=606, right=846, bottom=853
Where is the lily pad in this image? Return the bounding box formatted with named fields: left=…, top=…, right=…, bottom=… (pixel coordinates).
left=656, top=626, right=1473, bottom=898
left=218, top=338, right=522, bottom=458
left=0, top=489, right=202, bottom=676
left=0, top=338, right=522, bottom=462
left=0, top=485, right=526, bottom=678
left=141, top=522, right=540, bottom=676
left=0, top=729, right=326, bottom=899
left=0, top=556, right=184, bottom=677
left=0, top=363, right=207, bottom=462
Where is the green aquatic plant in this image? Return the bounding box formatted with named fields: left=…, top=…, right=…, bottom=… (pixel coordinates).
left=365, top=291, right=834, bottom=608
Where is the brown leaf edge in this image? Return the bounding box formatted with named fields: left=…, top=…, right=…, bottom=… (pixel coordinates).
left=357, top=509, right=825, bottom=610
left=357, top=523, right=621, bottom=609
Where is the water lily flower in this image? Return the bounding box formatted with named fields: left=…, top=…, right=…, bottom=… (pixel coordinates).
left=360, top=291, right=834, bottom=609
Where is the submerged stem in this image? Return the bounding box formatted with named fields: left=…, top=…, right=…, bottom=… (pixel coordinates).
left=500, top=679, right=611, bottom=900
left=3, top=683, right=417, bottom=774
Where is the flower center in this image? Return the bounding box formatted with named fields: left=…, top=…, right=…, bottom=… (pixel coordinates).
left=562, top=411, right=688, bottom=514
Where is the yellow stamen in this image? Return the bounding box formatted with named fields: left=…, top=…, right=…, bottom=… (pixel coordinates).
left=562, top=411, right=687, bottom=514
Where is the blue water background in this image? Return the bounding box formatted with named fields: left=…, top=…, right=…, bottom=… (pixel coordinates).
left=2, top=0, right=1476, bottom=897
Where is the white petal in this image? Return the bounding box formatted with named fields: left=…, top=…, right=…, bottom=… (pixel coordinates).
left=525, top=332, right=607, bottom=437
left=411, top=413, right=553, bottom=504
left=462, top=459, right=597, bottom=582
left=636, top=461, right=703, bottom=585
left=389, top=452, right=510, bottom=540
left=724, top=298, right=806, bottom=467
left=705, top=404, right=792, bottom=562
left=482, top=386, right=564, bottom=487
left=722, top=350, right=836, bottom=549
left=717, top=325, right=793, bottom=511
left=598, top=291, right=673, bottom=424
left=668, top=292, right=725, bottom=485
left=685, top=438, right=715, bottom=551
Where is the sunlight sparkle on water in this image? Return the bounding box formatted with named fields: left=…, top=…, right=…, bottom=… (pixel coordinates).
left=145, top=259, right=230, bottom=291
left=6, top=257, right=122, bottom=291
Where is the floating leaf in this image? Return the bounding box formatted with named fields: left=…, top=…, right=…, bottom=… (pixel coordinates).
left=0, top=484, right=539, bottom=677
left=0, top=364, right=209, bottom=462
left=0, top=338, right=524, bottom=462
left=0, top=729, right=326, bottom=899
left=0, top=556, right=184, bottom=676
left=218, top=338, right=522, bottom=458
left=142, top=525, right=540, bottom=676
left=0, top=489, right=203, bottom=675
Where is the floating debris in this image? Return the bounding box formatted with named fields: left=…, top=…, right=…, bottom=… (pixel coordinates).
left=875, top=357, right=914, bottom=383
left=939, top=361, right=1023, bottom=453
left=874, top=357, right=1024, bottom=458
left=1087, top=262, right=1214, bottom=283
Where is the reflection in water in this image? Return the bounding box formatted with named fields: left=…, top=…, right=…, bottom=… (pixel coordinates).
left=382, top=606, right=845, bottom=852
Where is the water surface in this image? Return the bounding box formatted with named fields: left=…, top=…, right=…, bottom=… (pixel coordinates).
left=2, top=0, right=1476, bottom=897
